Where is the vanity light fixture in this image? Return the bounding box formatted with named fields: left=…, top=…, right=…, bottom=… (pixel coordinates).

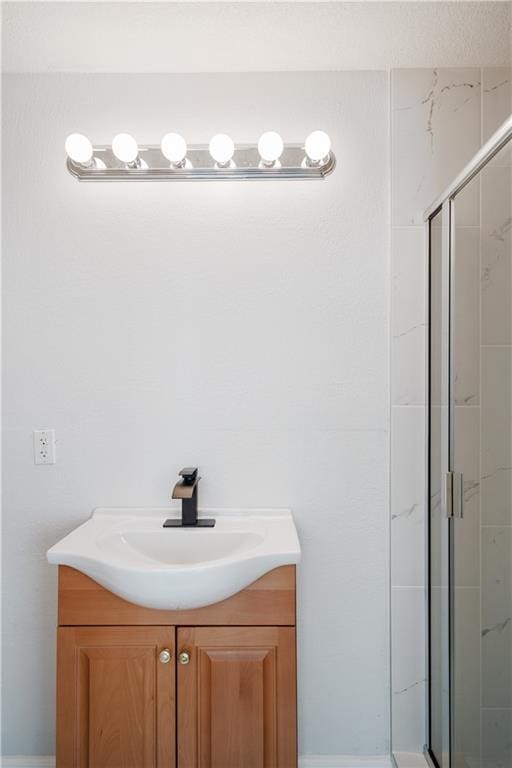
left=161, top=133, right=189, bottom=168
left=112, top=133, right=142, bottom=168
left=65, top=133, right=94, bottom=166
left=258, top=131, right=284, bottom=167
left=65, top=130, right=335, bottom=181
left=65, top=133, right=107, bottom=170
left=304, top=130, right=332, bottom=166
left=209, top=134, right=235, bottom=168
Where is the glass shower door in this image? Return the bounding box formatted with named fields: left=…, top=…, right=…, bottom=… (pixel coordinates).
left=428, top=127, right=512, bottom=768
left=451, top=138, right=512, bottom=768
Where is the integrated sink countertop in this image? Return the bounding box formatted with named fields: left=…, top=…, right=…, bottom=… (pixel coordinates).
left=47, top=508, right=301, bottom=610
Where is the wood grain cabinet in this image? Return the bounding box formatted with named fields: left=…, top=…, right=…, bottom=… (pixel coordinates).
left=55, top=566, right=297, bottom=768
left=177, top=627, right=296, bottom=768
left=57, top=626, right=175, bottom=767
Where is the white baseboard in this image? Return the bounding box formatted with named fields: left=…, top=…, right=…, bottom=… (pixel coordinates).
left=3, top=755, right=391, bottom=768
left=300, top=758, right=392, bottom=768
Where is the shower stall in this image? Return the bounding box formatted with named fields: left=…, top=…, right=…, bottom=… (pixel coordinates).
left=426, top=115, right=512, bottom=768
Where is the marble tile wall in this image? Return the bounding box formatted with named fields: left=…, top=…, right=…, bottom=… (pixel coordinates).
left=390, top=67, right=512, bottom=757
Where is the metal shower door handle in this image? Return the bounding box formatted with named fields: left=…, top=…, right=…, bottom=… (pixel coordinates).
left=444, top=471, right=464, bottom=519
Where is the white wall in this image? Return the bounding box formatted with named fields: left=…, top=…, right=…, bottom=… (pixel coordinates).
left=2, top=1, right=510, bottom=73
left=2, top=71, right=390, bottom=756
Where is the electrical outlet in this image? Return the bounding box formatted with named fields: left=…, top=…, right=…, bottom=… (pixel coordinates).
left=34, top=429, right=56, bottom=465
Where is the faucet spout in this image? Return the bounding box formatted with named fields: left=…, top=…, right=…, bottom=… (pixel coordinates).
left=172, top=467, right=200, bottom=525
left=164, top=467, right=216, bottom=528
left=172, top=467, right=200, bottom=502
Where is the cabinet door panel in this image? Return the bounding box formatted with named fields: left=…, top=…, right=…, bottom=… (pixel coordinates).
left=177, top=627, right=296, bottom=768
left=57, top=626, right=175, bottom=768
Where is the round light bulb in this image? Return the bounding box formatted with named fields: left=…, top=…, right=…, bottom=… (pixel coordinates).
left=65, top=133, right=93, bottom=165
left=305, top=130, right=331, bottom=163
left=112, top=133, right=139, bottom=164
left=258, top=131, right=284, bottom=164
left=209, top=134, right=235, bottom=165
left=161, top=133, right=187, bottom=164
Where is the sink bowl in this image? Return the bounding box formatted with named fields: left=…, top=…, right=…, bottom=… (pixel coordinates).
left=47, top=508, right=301, bottom=610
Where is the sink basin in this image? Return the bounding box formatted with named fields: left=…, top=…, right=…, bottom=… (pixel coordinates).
left=47, top=508, right=301, bottom=610
left=98, top=529, right=265, bottom=566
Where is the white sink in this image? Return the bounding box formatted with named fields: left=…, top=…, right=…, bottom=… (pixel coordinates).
left=47, top=508, right=301, bottom=610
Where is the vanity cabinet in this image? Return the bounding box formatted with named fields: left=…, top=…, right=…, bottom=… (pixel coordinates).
left=177, top=627, right=296, bottom=768
left=57, top=626, right=175, bottom=767
left=55, top=565, right=297, bottom=768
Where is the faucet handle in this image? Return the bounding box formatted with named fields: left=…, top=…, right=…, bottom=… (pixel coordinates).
left=179, top=467, right=198, bottom=485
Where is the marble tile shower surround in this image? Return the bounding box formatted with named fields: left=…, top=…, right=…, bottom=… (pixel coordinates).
left=390, top=67, right=512, bottom=759
left=392, top=69, right=482, bottom=228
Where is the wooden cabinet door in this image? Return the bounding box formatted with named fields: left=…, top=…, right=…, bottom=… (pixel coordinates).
left=57, top=626, right=175, bottom=768
left=177, top=627, right=296, bottom=768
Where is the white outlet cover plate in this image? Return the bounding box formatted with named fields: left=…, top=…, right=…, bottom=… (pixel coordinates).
left=34, top=429, right=56, bottom=464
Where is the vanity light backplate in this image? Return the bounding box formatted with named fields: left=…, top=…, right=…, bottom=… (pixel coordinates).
left=67, top=144, right=336, bottom=182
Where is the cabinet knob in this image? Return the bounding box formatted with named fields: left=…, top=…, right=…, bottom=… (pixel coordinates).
left=159, top=649, right=172, bottom=664
left=178, top=650, right=191, bottom=665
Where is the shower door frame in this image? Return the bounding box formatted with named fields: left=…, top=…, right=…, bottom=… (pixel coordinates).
left=423, top=114, right=512, bottom=768
left=424, top=196, right=452, bottom=768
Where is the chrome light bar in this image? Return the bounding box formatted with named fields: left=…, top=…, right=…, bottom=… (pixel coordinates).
left=65, top=132, right=336, bottom=182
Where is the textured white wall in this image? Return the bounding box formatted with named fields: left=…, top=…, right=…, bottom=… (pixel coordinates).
left=2, top=71, right=390, bottom=756
left=2, top=1, right=511, bottom=73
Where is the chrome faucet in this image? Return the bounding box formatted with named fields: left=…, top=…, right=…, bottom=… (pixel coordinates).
left=163, top=467, right=216, bottom=528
